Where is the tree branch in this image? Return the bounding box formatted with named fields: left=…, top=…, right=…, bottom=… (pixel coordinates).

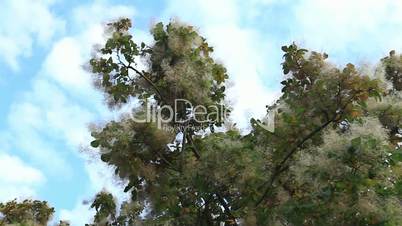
left=115, top=51, right=165, bottom=103
left=255, top=116, right=335, bottom=206
left=127, top=65, right=165, bottom=103
left=216, top=193, right=238, bottom=226
left=186, top=132, right=201, bottom=160
left=255, top=89, right=364, bottom=207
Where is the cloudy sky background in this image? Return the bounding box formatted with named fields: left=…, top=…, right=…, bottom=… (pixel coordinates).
left=2, top=0, right=402, bottom=224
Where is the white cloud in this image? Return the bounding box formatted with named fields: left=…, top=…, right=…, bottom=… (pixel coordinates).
left=0, top=152, right=45, bottom=201
left=59, top=161, right=128, bottom=225
left=39, top=1, right=135, bottom=223
left=7, top=79, right=79, bottom=177
left=72, top=1, right=135, bottom=30
left=290, top=0, right=402, bottom=64
left=59, top=200, right=95, bottom=226
left=0, top=153, right=44, bottom=184
left=0, top=1, right=134, bottom=217
left=0, top=0, right=65, bottom=70
left=43, top=38, right=92, bottom=93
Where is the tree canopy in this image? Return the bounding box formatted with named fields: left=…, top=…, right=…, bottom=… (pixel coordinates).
left=2, top=18, right=402, bottom=226
left=0, top=199, right=54, bottom=226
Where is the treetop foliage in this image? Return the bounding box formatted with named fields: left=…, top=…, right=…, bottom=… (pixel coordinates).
left=89, top=18, right=228, bottom=128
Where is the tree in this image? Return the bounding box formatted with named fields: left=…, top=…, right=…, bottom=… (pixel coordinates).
left=2, top=17, right=402, bottom=226
left=0, top=199, right=54, bottom=226
left=85, top=192, right=141, bottom=226
left=381, top=50, right=402, bottom=92
left=87, top=18, right=402, bottom=226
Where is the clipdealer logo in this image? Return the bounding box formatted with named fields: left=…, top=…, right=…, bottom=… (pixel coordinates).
left=132, top=98, right=275, bottom=132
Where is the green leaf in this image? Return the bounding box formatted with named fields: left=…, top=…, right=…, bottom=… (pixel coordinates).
left=90, top=140, right=100, bottom=148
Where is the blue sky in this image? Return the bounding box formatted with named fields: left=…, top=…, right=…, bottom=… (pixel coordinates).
left=2, top=0, right=402, bottom=224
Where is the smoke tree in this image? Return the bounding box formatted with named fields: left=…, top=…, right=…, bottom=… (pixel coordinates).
left=2, top=18, right=402, bottom=226
left=85, top=18, right=402, bottom=226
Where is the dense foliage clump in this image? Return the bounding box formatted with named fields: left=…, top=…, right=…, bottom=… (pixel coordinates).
left=0, top=199, right=54, bottom=226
